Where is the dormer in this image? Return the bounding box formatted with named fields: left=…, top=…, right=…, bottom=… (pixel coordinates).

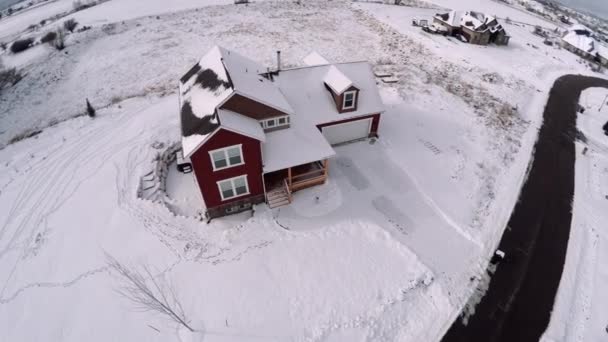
left=323, top=65, right=359, bottom=114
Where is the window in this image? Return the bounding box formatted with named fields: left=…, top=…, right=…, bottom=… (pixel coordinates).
left=343, top=90, right=357, bottom=110
left=217, top=175, right=249, bottom=201
left=260, top=116, right=290, bottom=129
left=209, top=145, right=244, bottom=171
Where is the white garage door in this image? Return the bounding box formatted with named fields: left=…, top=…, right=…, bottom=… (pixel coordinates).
left=321, top=118, right=372, bottom=145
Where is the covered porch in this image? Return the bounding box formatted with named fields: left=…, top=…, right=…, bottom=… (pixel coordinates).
left=263, top=159, right=330, bottom=208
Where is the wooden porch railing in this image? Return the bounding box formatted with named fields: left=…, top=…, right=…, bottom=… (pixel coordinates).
left=288, top=159, right=329, bottom=192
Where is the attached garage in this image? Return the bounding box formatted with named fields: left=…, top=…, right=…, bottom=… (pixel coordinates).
left=319, top=114, right=380, bottom=145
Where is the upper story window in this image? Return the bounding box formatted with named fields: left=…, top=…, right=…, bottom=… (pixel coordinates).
left=217, top=175, right=249, bottom=201
left=260, top=115, right=290, bottom=130
left=209, top=144, right=244, bottom=171
left=343, top=90, right=357, bottom=110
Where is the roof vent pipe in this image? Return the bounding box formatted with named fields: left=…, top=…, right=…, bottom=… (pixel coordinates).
left=276, top=50, right=281, bottom=72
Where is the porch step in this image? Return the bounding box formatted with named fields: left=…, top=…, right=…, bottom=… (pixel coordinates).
left=268, top=198, right=290, bottom=209
left=267, top=187, right=290, bottom=209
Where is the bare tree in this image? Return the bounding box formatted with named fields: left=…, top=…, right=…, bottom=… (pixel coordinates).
left=106, top=255, right=194, bottom=332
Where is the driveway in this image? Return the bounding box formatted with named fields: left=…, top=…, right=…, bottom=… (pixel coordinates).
left=442, top=75, right=608, bottom=342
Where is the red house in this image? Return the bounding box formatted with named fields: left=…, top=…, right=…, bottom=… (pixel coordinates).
left=179, top=46, right=384, bottom=218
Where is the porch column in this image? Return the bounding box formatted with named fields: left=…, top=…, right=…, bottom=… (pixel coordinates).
left=323, top=159, right=329, bottom=177
left=288, top=167, right=292, bottom=189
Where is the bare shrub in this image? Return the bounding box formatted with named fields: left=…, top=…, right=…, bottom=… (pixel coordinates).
left=107, top=255, right=194, bottom=332
left=53, top=29, right=65, bottom=50
left=86, top=98, right=96, bottom=117
left=10, top=38, right=33, bottom=53
left=8, top=128, right=42, bottom=145
left=0, top=66, right=23, bottom=90
left=64, top=18, right=78, bottom=33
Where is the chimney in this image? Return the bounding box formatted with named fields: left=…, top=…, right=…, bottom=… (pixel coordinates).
left=276, top=50, right=281, bottom=72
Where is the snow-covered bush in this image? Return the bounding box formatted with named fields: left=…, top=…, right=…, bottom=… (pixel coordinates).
left=10, top=38, right=33, bottom=53
left=41, top=31, right=57, bottom=44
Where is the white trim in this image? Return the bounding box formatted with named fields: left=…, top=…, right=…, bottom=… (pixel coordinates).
left=217, top=175, right=250, bottom=201
left=208, top=144, right=245, bottom=171
left=260, top=115, right=290, bottom=129
left=342, top=90, right=357, bottom=110
left=320, top=117, right=372, bottom=145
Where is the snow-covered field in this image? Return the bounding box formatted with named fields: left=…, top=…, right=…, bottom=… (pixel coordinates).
left=0, top=0, right=606, bottom=341
left=543, top=88, right=608, bottom=342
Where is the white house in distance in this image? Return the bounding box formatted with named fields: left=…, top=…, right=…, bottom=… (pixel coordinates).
left=561, top=24, right=608, bottom=66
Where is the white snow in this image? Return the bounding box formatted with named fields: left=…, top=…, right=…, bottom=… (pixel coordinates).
left=323, top=65, right=353, bottom=94
left=276, top=62, right=384, bottom=125
left=1, top=0, right=607, bottom=341
left=217, top=109, right=265, bottom=143
left=302, top=51, right=330, bottom=66
left=262, top=118, right=335, bottom=173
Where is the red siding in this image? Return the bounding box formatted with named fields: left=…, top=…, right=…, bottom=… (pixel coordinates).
left=317, top=113, right=381, bottom=136
left=190, top=128, right=264, bottom=209
left=221, top=94, right=288, bottom=120
left=326, top=85, right=360, bottom=114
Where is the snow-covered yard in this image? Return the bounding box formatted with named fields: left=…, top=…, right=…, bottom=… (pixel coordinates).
left=0, top=0, right=606, bottom=340
left=0, top=95, right=445, bottom=342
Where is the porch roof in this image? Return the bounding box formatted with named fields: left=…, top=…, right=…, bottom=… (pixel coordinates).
left=262, top=121, right=335, bottom=173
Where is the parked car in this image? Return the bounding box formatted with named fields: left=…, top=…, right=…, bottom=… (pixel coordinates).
left=423, top=23, right=448, bottom=35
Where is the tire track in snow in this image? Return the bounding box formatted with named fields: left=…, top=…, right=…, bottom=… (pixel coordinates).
left=0, top=266, right=109, bottom=305
left=0, top=105, right=150, bottom=297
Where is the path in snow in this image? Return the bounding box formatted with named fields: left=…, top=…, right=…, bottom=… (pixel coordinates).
left=442, top=75, right=608, bottom=342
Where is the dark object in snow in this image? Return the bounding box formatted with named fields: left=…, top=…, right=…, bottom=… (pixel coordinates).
left=53, top=29, right=65, bottom=50
left=0, top=67, right=23, bottom=89
left=10, top=38, right=33, bottom=53
left=64, top=19, right=78, bottom=33
left=583, top=147, right=588, bottom=155
left=234, top=0, right=249, bottom=4
left=86, top=99, right=96, bottom=118
left=603, top=121, right=608, bottom=135
left=180, top=64, right=201, bottom=83
left=41, top=31, right=57, bottom=44
left=577, top=104, right=585, bottom=113
left=176, top=150, right=192, bottom=173
left=490, top=249, right=505, bottom=265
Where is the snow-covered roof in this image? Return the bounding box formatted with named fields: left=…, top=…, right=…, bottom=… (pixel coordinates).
left=263, top=116, right=335, bottom=173
left=221, top=48, right=294, bottom=115
left=563, top=30, right=596, bottom=53
left=179, top=46, right=292, bottom=157
left=217, top=109, right=265, bottom=142
left=276, top=62, right=384, bottom=126
left=461, top=11, right=495, bottom=31
left=570, top=24, right=591, bottom=34
left=323, top=65, right=353, bottom=95
left=435, top=10, right=502, bottom=33
left=303, top=51, right=330, bottom=66
left=179, top=47, right=384, bottom=167
left=435, top=10, right=463, bottom=27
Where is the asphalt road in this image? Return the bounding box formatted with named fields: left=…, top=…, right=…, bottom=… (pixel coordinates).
left=442, top=75, right=608, bottom=342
